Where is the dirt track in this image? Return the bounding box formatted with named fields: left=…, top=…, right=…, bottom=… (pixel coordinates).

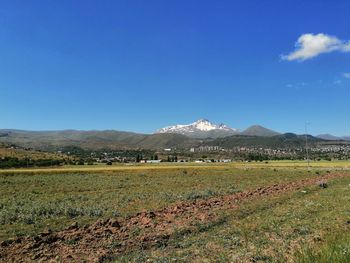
left=1, top=173, right=348, bottom=262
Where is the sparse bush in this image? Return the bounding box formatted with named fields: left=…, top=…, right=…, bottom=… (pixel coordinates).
left=184, top=189, right=217, bottom=200
left=88, top=209, right=103, bottom=217
left=0, top=197, right=105, bottom=225
left=318, top=180, right=328, bottom=188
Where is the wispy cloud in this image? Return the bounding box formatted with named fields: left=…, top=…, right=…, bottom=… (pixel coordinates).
left=343, top=72, right=350, bottom=78
left=282, top=33, right=350, bottom=61
left=285, top=82, right=308, bottom=90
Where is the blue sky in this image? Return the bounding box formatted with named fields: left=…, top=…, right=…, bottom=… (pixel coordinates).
left=1, top=0, right=349, bottom=135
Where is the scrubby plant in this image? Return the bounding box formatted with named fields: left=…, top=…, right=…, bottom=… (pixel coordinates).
left=296, top=234, right=350, bottom=263
left=318, top=180, right=328, bottom=188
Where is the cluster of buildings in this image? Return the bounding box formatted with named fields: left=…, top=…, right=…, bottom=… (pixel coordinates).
left=309, top=145, right=350, bottom=153
left=190, top=146, right=223, bottom=152
left=59, top=142, right=350, bottom=165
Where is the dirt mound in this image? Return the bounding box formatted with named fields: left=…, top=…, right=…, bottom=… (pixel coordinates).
left=1, top=173, right=348, bottom=262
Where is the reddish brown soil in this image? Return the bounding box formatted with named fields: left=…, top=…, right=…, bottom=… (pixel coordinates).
left=0, top=173, right=348, bottom=262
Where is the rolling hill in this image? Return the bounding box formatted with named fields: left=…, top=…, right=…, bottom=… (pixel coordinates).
left=1, top=128, right=348, bottom=152
left=241, top=125, right=280, bottom=137
left=0, top=129, right=197, bottom=151
left=0, top=143, right=69, bottom=160
left=206, top=133, right=330, bottom=149
left=317, top=134, right=350, bottom=141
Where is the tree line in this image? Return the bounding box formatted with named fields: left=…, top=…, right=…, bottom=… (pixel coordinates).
left=0, top=157, right=64, bottom=169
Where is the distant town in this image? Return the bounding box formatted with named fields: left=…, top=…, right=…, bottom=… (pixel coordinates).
left=60, top=143, right=350, bottom=165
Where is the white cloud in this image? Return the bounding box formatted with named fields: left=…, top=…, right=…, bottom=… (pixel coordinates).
left=282, top=33, right=350, bottom=61
left=342, top=42, right=350, bottom=52
left=344, top=72, right=350, bottom=78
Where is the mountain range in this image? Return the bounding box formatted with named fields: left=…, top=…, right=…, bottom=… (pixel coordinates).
left=0, top=119, right=349, bottom=151
left=317, top=134, right=350, bottom=141
left=0, top=129, right=197, bottom=151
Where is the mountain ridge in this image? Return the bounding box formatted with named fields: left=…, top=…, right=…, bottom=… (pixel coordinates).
left=317, top=134, right=350, bottom=141
left=156, top=119, right=281, bottom=138
left=1, top=120, right=349, bottom=151
left=155, top=119, right=239, bottom=138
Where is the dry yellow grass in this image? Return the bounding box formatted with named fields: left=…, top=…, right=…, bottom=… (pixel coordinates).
left=1, top=160, right=349, bottom=174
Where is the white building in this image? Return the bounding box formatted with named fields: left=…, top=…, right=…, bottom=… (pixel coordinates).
left=146, top=160, right=161, bottom=164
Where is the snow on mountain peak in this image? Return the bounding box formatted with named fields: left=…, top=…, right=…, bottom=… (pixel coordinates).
left=218, top=123, right=232, bottom=130
left=155, top=119, right=239, bottom=136
left=191, top=119, right=217, bottom=131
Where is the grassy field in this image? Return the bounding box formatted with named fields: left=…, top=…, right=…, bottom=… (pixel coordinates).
left=1, top=162, right=350, bottom=262
left=1, top=159, right=350, bottom=174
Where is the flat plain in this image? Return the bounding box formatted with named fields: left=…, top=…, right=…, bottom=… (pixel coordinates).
left=1, top=161, right=350, bottom=262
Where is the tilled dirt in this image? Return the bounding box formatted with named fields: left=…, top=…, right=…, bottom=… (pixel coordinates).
left=1, top=173, right=348, bottom=262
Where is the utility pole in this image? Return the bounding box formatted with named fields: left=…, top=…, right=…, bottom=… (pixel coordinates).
left=305, top=122, right=310, bottom=170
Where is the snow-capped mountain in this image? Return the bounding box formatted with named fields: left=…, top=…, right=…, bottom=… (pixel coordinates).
left=155, top=119, right=239, bottom=138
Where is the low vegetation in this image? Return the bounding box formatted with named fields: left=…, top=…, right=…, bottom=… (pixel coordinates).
left=296, top=233, right=350, bottom=263
left=0, top=145, right=70, bottom=168
left=0, top=163, right=349, bottom=262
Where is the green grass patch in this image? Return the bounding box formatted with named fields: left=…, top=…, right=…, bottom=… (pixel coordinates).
left=296, top=233, right=350, bottom=263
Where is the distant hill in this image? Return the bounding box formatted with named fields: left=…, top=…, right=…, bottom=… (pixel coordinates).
left=0, top=143, right=68, bottom=160
left=136, top=133, right=198, bottom=149
left=241, top=125, right=280, bottom=137
left=0, top=129, right=142, bottom=150
left=0, top=129, right=197, bottom=151
left=207, top=133, right=327, bottom=149
left=1, top=128, right=349, bottom=152
left=317, top=134, right=341, bottom=141
left=317, top=134, right=350, bottom=141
